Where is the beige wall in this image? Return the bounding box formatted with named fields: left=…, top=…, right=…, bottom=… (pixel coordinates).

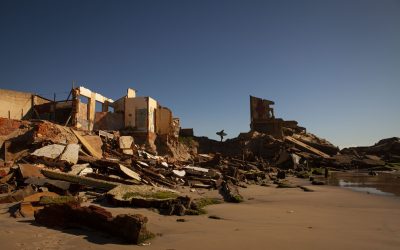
left=124, top=97, right=147, bottom=129
left=75, top=101, right=89, bottom=130
left=148, top=97, right=157, bottom=133
left=33, top=95, right=51, bottom=106
left=124, top=97, right=158, bottom=132
left=0, top=89, right=33, bottom=119
left=156, top=107, right=172, bottom=135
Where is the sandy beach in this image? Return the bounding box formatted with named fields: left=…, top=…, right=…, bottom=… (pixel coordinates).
left=1, top=180, right=399, bottom=250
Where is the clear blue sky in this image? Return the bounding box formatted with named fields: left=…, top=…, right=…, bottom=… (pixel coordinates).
left=0, top=0, right=399, bottom=148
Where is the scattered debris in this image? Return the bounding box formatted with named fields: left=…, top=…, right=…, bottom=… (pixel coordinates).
left=0, top=88, right=399, bottom=246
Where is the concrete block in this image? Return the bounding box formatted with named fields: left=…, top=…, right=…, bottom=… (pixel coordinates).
left=60, top=144, right=80, bottom=165
left=119, top=136, right=134, bottom=149
left=31, top=144, right=66, bottom=159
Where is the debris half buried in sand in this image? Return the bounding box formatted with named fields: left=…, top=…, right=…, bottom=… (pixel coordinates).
left=107, top=184, right=192, bottom=216
left=219, top=180, right=243, bottom=203
left=34, top=203, right=154, bottom=244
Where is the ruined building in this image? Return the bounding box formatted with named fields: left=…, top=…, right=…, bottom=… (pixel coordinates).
left=0, top=87, right=180, bottom=142
left=250, top=95, right=305, bottom=138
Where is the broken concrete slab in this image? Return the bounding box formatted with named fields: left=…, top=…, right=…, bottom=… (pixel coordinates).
left=119, top=164, right=141, bottom=182
left=31, top=144, right=65, bottom=159
left=78, top=167, right=94, bottom=176
left=172, top=169, right=186, bottom=177
left=107, top=185, right=191, bottom=215
left=41, top=169, right=119, bottom=190
left=184, top=166, right=210, bottom=177
left=71, top=129, right=102, bottom=159
left=34, top=203, right=154, bottom=244
left=24, top=177, right=71, bottom=191
left=18, top=164, right=45, bottom=179
left=69, top=163, right=91, bottom=175
left=17, top=191, right=59, bottom=217
left=285, top=136, right=330, bottom=158
left=60, top=143, right=80, bottom=165
left=119, top=136, right=134, bottom=149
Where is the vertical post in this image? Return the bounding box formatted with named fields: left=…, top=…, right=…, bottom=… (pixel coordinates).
left=8, top=110, right=10, bottom=119
left=87, top=93, right=96, bottom=131
left=71, top=88, right=79, bottom=129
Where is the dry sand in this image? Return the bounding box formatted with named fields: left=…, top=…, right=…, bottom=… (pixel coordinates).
left=1, top=179, right=400, bottom=250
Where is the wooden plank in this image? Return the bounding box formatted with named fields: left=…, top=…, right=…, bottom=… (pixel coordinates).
left=284, top=136, right=330, bottom=158
left=71, top=129, right=103, bottom=159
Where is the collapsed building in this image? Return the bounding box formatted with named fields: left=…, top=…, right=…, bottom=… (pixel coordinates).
left=0, top=86, right=399, bottom=244
left=0, top=87, right=180, bottom=144
left=249, top=95, right=305, bottom=138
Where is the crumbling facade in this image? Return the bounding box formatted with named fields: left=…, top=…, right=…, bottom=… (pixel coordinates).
left=0, top=87, right=180, bottom=142
left=250, top=95, right=305, bottom=138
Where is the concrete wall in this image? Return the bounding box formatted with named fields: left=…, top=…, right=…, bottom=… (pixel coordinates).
left=94, top=112, right=124, bottom=131
left=33, top=95, right=51, bottom=106
left=148, top=97, right=157, bottom=133
left=124, top=97, right=158, bottom=132
left=156, top=107, right=172, bottom=135
left=0, top=89, right=34, bottom=119
left=112, top=96, right=125, bottom=113
left=125, top=97, right=147, bottom=129
left=75, top=101, right=89, bottom=130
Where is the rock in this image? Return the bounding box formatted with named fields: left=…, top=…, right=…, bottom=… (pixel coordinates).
left=119, top=136, right=134, bottom=149
left=277, top=170, right=286, bottom=179
left=311, top=180, right=325, bottom=185
left=219, top=180, right=243, bottom=203
left=298, top=186, right=314, bottom=192
left=208, top=215, right=222, bottom=220
left=18, top=164, right=45, bottom=179
left=172, top=169, right=186, bottom=177
left=276, top=182, right=297, bottom=188
left=34, top=203, right=154, bottom=244
left=31, top=144, right=65, bottom=159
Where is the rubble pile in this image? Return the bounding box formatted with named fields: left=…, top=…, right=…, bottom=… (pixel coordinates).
left=0, top=92, right=399, bottom=245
